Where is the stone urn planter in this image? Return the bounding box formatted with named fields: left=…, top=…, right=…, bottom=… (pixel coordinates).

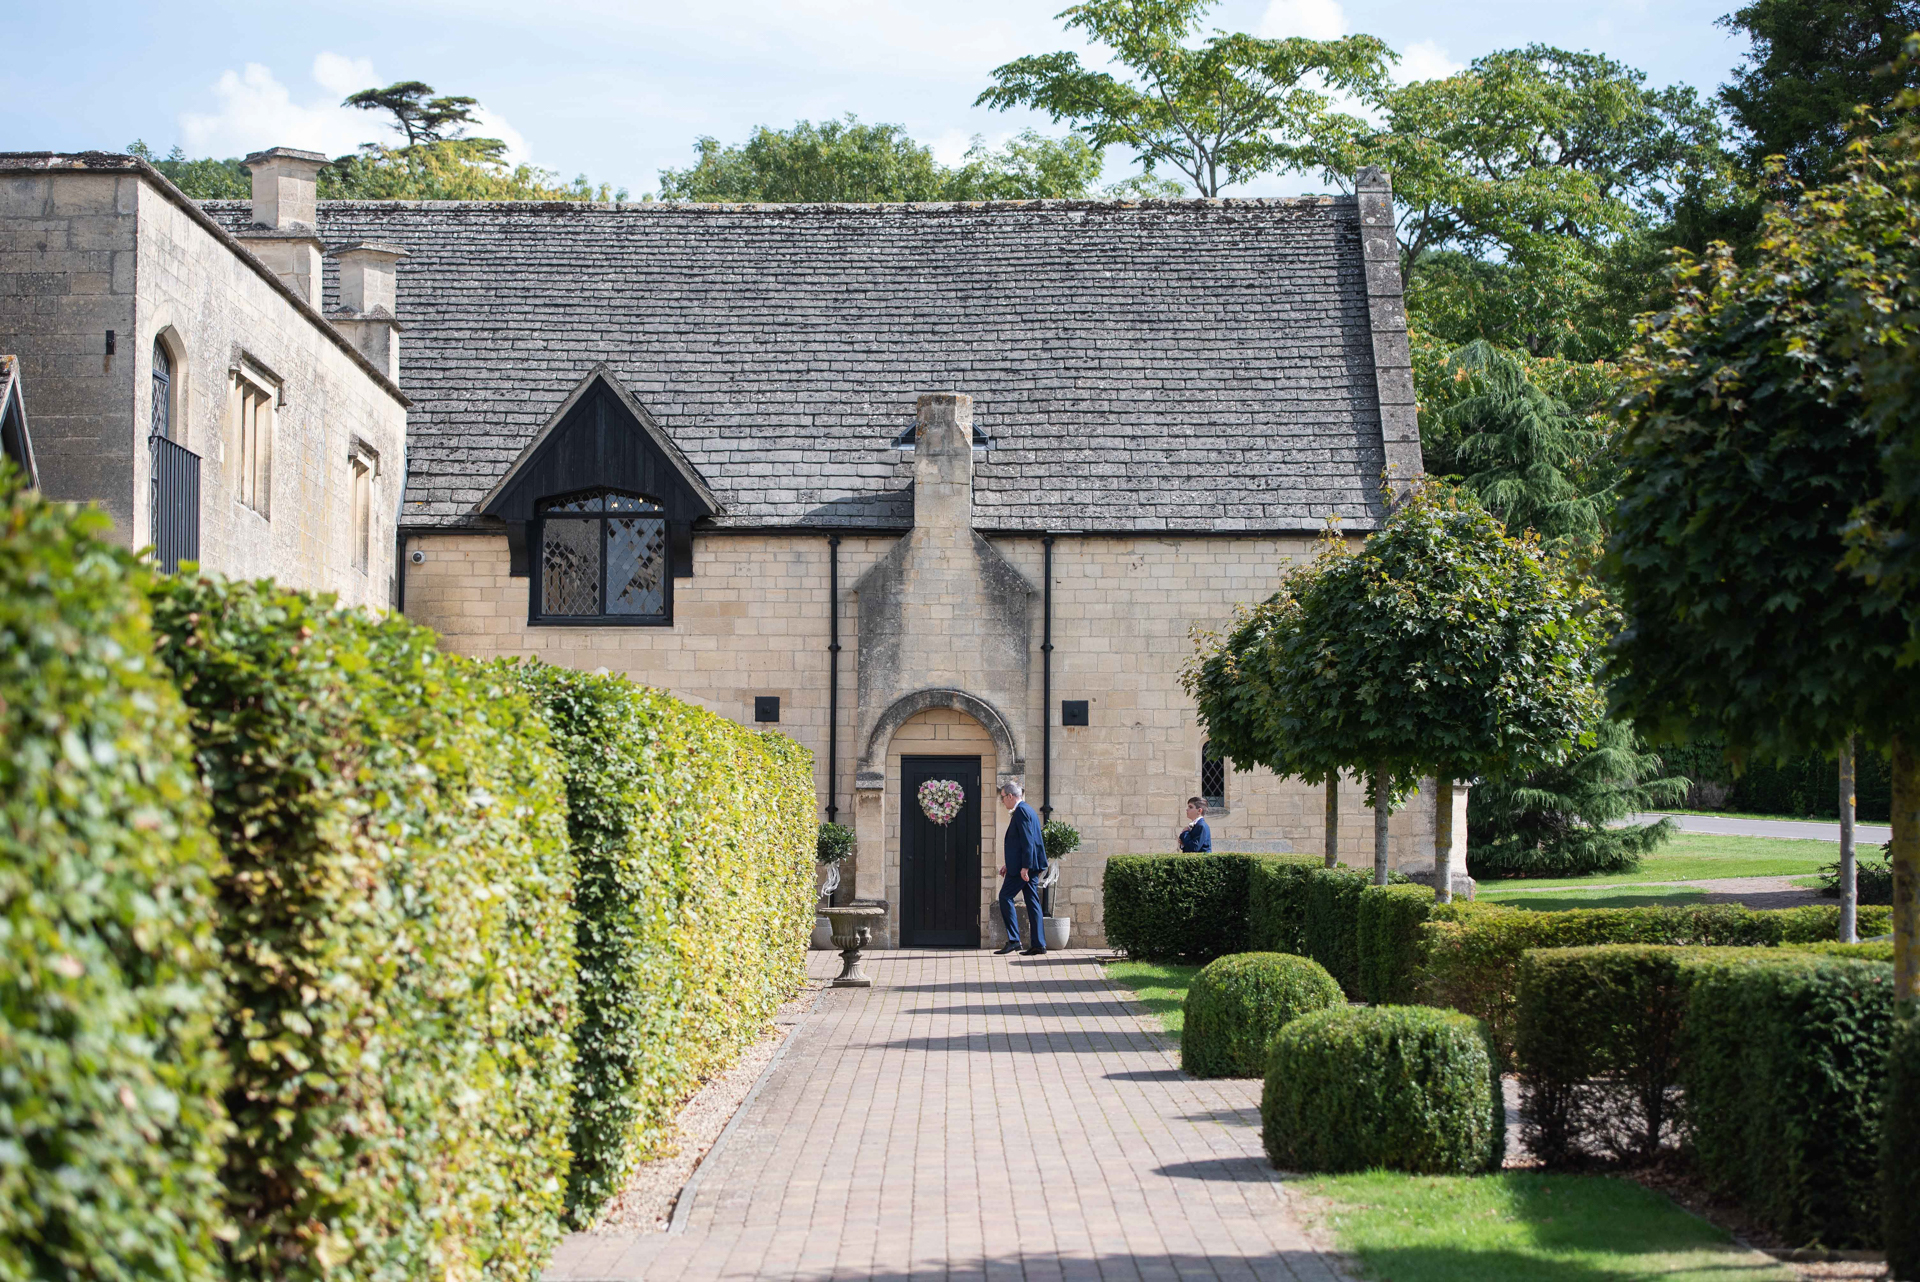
left=1015, top=903, right=1072, bottom=950
left=823, top=902, right=888, bottom=988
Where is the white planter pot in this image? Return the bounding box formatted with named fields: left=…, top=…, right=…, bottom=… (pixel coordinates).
left=1043, top=916, right=1072, bottom=948
left=810, top=914, right=836, bottom=950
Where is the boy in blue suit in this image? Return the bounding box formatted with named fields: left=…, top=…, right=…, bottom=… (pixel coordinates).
left=994, top=779, right=1048, bottom=956
left=1179, top=797, right=1212, bottom=852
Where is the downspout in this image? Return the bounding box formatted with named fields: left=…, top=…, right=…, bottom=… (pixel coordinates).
left=827, top=534, right=841, bottom=825
left=1041, top=534, right=1054, bottom=916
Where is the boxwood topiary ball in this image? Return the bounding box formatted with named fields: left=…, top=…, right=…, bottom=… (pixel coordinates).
left=1181, top=952, right=1344, bottom=1078
left=1262, top=1005, right=1504, bottom=1174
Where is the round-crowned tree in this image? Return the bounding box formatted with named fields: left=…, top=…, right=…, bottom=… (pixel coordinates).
left=1190, top=482, right=1606, bottom=898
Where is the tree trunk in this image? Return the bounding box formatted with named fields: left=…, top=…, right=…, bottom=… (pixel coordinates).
left=1840, top=738, right=1858, bottom=945
left=1325, top=775, right=1339, bottom=869
left=1373, top=766, right=1391, bottom=886
left=1434, top=778, right=1456, bottom=905
left=1894, top=738, right=1917, bottom=1006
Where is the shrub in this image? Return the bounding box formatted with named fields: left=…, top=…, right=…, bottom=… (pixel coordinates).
left=151, top=578, right=576, bottom=1282
left=1514, top=946, right=1692, bottom=1165
left=1302, top=866, right=1374, bottom=997
left=1180, top=953, right=1344, bottom=1078
left=1418, top=900, right=1892, bottom=1062
left=1042, top=819, right=1081, bottom=862
left=817, top=821, right=855, bottom=864
left=1103, top=854, right=1315, bottom=960
left=1357, top=883, right=1437, bottom=1005
left=1885, top=1015, right=1920, bottom=1280
left=1262, top=1005, right=1503, bottom=1174
left=505, top=663, right=815, bottom=1224
left=1683, top=952, right=1894, bottom=1248
left=1246, top=860, right=1411, bottom=984
left=0, top=478, right=230, bottom=1282
left=1816, top=850, right=1894, bottom=905
left=1246, top=857, right=1320, bottom=954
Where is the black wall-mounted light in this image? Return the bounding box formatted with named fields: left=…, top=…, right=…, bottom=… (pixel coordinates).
left=105, top=330, right=116, bottom=355
left=1061, top=700, right=1089, bottom=727
left=754, top=695, right=781, bottom=723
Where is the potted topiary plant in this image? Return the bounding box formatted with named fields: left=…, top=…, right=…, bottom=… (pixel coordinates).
left=1037, top=819, right=1081, bottom=947
left=814, top=822, right=855, bottom=949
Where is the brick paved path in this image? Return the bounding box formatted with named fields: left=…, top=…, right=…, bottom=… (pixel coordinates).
left=545, top=949, right=1350, bottom=1282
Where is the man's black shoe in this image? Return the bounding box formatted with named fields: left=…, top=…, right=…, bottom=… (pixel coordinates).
left=1022, top=946, right=1048, bottom=956
left=993, top=942, right=1021, bottom=955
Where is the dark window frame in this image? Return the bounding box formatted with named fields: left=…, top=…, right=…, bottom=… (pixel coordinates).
left=1200, top=741, right=1228, bottom=812
left=529, top=487, right=675, bottom=627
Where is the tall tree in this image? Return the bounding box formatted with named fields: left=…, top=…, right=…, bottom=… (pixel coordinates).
left=1605, top=143, right=1920, bottom=989
left=975, top=0, right=1391, bottom=196
left=127, top=142, right=249, bottom=199
left=1189, top=484, right=1607, bottom=899
left=343, top=80, right=494, bottom=151
left=1718, top=0, right=1920, bottom=186
left=1316, top=46, right=1730, bottom=359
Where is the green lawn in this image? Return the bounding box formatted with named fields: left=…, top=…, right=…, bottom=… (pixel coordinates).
left=1477, top=885, right=1711, bottom=911
left=1476, top=831, right=1835, bottom=893
left=1297, top=1171, right=1791, bottom=1282
left=1103, top=959, right=1201, bottom=1035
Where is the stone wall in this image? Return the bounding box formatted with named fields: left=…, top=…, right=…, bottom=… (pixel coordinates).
left=0, top=161, right=406, bottom=609
left=403, top=526, right=1449, bottom=948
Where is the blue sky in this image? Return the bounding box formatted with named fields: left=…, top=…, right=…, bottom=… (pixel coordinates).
left=6, top=0, right=1751, bottom=198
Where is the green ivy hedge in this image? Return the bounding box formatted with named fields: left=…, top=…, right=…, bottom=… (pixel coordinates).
left=0, top=477, right=231, bottom=1282
left=1263, top=1005, right=1503, bottom=1175
left=1418, top=901, right=1888, bottom=1062
left=1683, top=952, right=1895, bottom=1248
left=151, top=578, right=577, bottom=1282
left=1103, top=854, right=1316, bottom=960
left=1180, top=953, right=1343, bottom=1078
left=504, top=663, right=815, bottom=1225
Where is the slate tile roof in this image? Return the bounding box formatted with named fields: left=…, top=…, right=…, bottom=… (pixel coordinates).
left=205, top=197, right=1399, bottom=533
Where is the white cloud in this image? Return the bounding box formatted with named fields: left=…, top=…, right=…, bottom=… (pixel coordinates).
left=178, top=53, right=532, bottom=164
left=1395, top=40, right=1465, bottom=85
left=1257, top=0, right=1348, bottom=40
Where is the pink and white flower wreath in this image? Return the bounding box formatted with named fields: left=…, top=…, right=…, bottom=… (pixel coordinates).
left=917, top=778, right=965, bottom=826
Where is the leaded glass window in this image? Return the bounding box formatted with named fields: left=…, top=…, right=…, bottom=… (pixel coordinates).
left=1200, top=742, right=1226, bottom=810
left=535, top=488, right=671, bottom=623
left=151, top=339, right=172, bottom=441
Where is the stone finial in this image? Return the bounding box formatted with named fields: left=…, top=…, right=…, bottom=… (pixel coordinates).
left=333, top=243, right=408, bottom=314
left=912, top=392, right=973, bottom=537
left=243, top=146, right=328, bottom=232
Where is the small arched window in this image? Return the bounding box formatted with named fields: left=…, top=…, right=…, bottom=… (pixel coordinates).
left=533, top=487, right=671, bottom=624
left=151, top=338, right=173, bottom=441
left=1200, top=741, right=1226, bottom=811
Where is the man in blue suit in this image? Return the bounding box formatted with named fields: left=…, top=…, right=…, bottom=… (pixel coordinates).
left=1179, top=797, right=1212, bottom=852
left=993, top=779, right=1048, bottom=956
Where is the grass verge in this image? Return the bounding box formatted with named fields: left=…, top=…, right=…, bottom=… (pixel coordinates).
left=1296, top=1171, right=1791, bottom=1282
left=1103, top=960, right=1201, bottom=1035
left=1476, top=832, right=1835, bottom=893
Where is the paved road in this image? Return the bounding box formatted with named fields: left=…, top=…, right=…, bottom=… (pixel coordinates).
left=1630, top=812, right=1889, bottom=844
left=545, top=950, right=1350, bottom=1282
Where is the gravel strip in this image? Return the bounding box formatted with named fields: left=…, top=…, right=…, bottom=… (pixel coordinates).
left=587, top=978, right=824, bottom=1234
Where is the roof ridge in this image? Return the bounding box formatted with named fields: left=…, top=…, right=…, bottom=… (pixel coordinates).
left=195, top=195, right=1351, bottom=214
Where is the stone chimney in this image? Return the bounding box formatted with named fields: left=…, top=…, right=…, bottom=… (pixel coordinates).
left=327, top=243, right=407, bottom=381
left=238, top=147, right=328, bottom=303
left=911, top=393, right=973, bottom=539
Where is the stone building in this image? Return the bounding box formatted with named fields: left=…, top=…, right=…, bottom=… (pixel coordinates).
left=0, top=151, right=407, bottom=608
left=5, top=146, right=1464, bottom=949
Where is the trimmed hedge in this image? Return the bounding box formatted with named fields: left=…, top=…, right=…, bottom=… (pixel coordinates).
left=0, top=479, right=230, bottom=1282
left=1514, top=946, right=1691, bottom=1165
left=1103, top=853, right=1317, bottom=960
left=1262, top=1005, right=1503, bottom=1174
left=1357, top=883, right=1437, bottom=1005
left=504, top=663, right=814, bottom=1224
left=1180, top=953, right=1343, bottom=1078
left=1246, top=858, right=1320, bottom=955
left=1683, top=952, right=1895, bottom=1248
left=1418, top=901, right=1891, bottom=1061
left=1246, top=861, right=1413, bottom=999
left=1886, top=1015, right=1920, bottom=1280
left=151, top=578, right=577, bottom=1282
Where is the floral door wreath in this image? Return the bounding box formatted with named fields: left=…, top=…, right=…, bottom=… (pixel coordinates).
left=918, top=778, right=965, bottom=826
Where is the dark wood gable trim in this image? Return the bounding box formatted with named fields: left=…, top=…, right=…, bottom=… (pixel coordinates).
left=481, top=374, right=717, bottom=579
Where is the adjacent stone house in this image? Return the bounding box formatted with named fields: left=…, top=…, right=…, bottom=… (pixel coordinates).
left=0, top=151, right=407, bottom=608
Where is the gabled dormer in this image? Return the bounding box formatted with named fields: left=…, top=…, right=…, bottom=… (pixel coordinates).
left=476, top=365, right=719, bottom=625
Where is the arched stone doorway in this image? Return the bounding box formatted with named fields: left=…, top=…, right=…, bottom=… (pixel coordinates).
left=852, top=688, right=1023, bottom=948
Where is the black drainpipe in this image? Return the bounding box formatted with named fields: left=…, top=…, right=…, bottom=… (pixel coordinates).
left=1041, top=534, right=1054, bottom=821
left=826, top=534, right=841, bottom=825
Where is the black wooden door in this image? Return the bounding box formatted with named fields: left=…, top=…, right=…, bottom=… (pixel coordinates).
left=900, top=755, right=982, bottom=948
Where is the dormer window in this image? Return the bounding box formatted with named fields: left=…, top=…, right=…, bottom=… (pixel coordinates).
left=533, top=487, right=672, bottom=624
